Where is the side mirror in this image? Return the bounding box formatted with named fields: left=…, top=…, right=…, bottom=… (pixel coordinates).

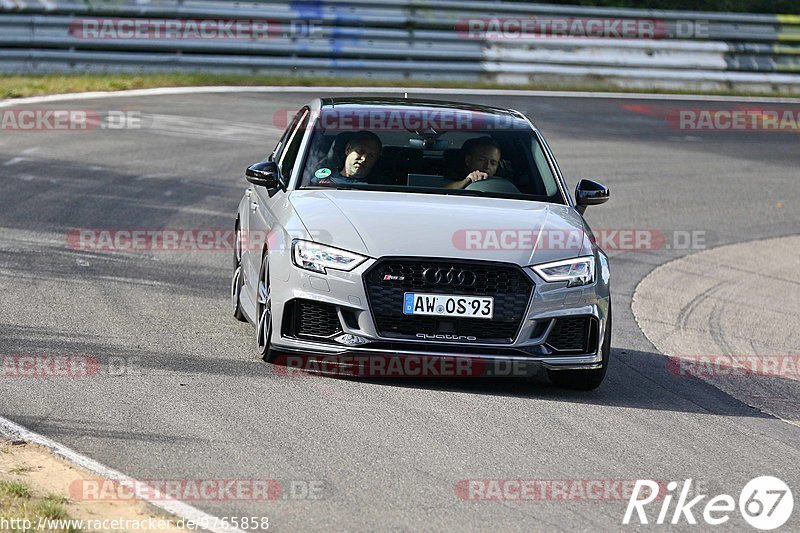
left=245, top=161, right=280, bottom=189
left=575, top=179, right=609, bottom=214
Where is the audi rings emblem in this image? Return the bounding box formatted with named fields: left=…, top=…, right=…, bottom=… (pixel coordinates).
left=422, top=267, right=477, bottom=287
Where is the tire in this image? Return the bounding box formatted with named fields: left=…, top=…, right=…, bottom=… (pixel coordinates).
left=231, top=222, right=247, bottom=322
left=547, top=307, right=612, bottom=391
left=256, top=253, right=276, bottom=362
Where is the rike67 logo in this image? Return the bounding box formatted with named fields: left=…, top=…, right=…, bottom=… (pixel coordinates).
left=624, top=477, right=793, bottom=530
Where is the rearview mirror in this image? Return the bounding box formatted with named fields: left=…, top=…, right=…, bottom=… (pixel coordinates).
left=245, top=161, right=280, bottom=189
left=575, top=179, right=609, bottom=214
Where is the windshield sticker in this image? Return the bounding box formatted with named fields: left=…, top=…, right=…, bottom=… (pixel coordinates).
left=315, top=168, right=332, bottom=179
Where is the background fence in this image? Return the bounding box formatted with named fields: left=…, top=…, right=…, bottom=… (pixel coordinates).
left=2, top=0, right=800, bottom=91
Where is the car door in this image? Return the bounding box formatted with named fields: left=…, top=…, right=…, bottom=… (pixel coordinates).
left=243, top=107, right=310, bottom=308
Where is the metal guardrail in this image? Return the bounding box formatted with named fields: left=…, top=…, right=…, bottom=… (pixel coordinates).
left=1, top=0, right=800, bottom=91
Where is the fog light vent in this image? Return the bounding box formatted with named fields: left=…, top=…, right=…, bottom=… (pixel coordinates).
left=334, top=334, right=370, bottom=346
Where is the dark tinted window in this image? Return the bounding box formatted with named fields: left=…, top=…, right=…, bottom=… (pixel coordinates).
left=298, top=106, right=564, bottom=203
left=279, top=108, right=310, bottom=180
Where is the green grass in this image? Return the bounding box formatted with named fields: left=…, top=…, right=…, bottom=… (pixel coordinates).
left=0, top=481, right=80, bottom=532
left=1, top=73, right=799, bottom=100
left=41, top=494, right=70, bottom=506
left=33, top=497, right=70, bottom=520
left=0, top=480, right=32, bottom=499
left=8, top=466, right=34, bottom=475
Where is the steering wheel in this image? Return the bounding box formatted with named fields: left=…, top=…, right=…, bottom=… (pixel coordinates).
left=465, top=177, right=521, bottom=194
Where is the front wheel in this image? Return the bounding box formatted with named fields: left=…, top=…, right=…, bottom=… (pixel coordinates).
left=231, top=222, right=246, bottom=322
left=547, top=307, right=612, bottom=391
left=256, top=253, right=276, bottom=362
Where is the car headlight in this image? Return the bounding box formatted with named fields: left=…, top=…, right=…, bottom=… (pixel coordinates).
left=292, top=240, right=367, bottom=274
left=532, top=256, right=595, bottom=287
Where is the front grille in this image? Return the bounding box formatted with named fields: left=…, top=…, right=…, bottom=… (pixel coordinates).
left=545, top=316, right=595, bottom=353
left=364, top=259, right=533, bottom=343
left=283, top=300, right=342, bottom=340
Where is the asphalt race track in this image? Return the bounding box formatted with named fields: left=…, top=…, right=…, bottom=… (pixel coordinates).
left=1, top=88, right=799, bottom=531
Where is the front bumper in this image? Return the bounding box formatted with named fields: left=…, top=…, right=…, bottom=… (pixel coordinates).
left=267, top=255, right=610, bottom=372
left=274, top=344, right=603, bottom=372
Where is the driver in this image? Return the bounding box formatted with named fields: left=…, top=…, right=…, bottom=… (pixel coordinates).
left=312, top=131, right=382, bottom=185
left=444, top=137, right=502, bottom=190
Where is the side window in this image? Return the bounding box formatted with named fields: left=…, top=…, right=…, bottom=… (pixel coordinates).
left=532, top=137, right=559, bottom=197
left=278, top=109, right=310, bottom=180
left=271, top=108, right=303, bottom=161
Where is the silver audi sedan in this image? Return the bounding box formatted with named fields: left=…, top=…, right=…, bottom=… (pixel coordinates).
left=232, top=98, right=612, bottom=389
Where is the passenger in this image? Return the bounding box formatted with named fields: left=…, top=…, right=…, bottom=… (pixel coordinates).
left=444, top=137, right=502, bottom=190
left=312, top=131, right=382, bottom=185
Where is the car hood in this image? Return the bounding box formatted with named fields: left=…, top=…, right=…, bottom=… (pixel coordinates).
left=288, top=190, right=592, bottom=266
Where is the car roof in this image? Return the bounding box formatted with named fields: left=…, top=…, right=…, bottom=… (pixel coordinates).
left=314, top=97, right=532, bottom=125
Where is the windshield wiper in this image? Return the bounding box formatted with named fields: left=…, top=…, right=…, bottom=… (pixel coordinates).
left=301, top=185, right=358, bottom=191
left=443, top=189, right=487, bottom=197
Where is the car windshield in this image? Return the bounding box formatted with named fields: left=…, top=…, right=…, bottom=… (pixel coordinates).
left=297, top=106, right=565, bottom=203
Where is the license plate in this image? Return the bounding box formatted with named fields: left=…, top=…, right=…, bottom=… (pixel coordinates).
left=403, top=293, right=494, bottom=319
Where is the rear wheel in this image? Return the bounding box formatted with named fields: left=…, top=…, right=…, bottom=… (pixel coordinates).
left=256, top=253, right=275, bottom=362
left=547, top=307, right=612, bottom=391
left=231, top=222, right=246, bottom=322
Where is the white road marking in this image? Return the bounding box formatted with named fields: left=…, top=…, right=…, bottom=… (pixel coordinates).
left=0, top=416, right=247, bottom=533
